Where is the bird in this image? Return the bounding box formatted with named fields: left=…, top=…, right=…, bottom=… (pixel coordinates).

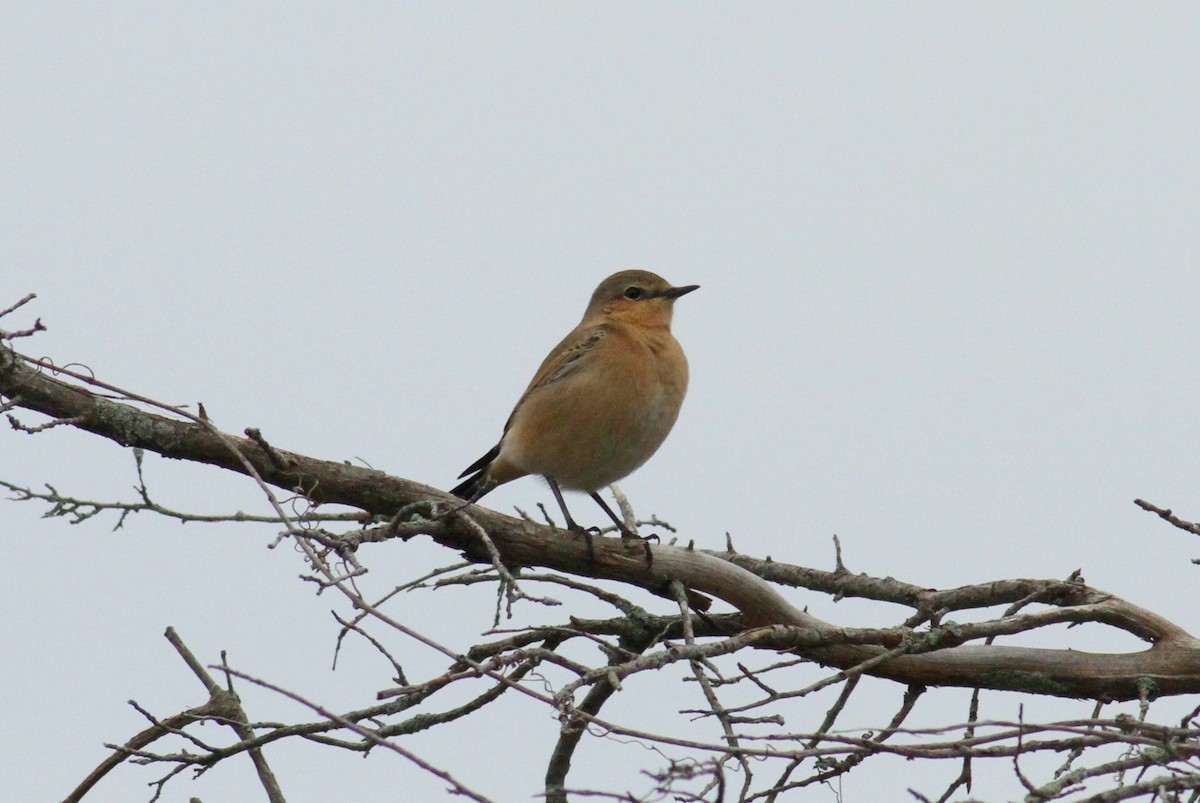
left=451, top=269, right=698, bottom=539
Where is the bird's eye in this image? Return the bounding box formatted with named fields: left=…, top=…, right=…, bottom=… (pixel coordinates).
left=623, top=286, right=644, bottom=300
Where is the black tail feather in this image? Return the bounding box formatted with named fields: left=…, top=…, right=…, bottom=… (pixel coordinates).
left=451, top=443, right=500, bottom=501
left=450, top=469, right=488, bottom=501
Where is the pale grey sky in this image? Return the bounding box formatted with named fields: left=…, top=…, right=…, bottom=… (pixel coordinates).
left=4, top=5, right=1200, bottom=801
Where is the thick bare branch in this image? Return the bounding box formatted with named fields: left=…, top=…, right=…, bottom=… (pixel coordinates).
left=6, top=341, right=1200, bottom=703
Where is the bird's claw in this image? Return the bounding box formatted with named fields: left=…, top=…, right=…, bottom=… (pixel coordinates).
left=567, top=524, right=597, bottom=562
left=615, top=528, right=656, bottom=568
left=619, top=528, right=658, bottom=543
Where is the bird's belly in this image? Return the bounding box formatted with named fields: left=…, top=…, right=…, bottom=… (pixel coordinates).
left=502, top=370, right=685, bottom=491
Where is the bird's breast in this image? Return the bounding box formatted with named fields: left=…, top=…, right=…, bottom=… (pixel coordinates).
left=500, top=325, right=689, bottom=491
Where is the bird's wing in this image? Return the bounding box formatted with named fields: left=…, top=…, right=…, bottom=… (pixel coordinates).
left=502, top=323, right=609, bottom=432
left=454, top=323, right=609, bottom=489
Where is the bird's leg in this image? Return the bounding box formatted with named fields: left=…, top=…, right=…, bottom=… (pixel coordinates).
left=589, top=492, right=637, bottom=538
left=549, top=479, right=595, bottom=561
left=589, top=492, right=656, bottom=569
left=548, top=479, right=583, bottom=530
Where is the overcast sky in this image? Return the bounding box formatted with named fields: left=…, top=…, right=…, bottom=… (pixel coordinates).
left=4, top=5, right=1200, bottom=802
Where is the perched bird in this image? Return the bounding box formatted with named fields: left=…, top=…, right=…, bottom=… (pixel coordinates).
left=452, top=269, right=698, bottom=538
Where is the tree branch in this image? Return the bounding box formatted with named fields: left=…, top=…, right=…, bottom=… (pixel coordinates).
left=6, top=341, right=1200, bottom=701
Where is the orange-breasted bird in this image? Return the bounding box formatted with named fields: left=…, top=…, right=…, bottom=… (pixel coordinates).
left=451, top=269, right=698, bottom=537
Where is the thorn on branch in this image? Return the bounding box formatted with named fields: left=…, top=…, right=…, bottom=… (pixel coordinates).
left=0, top=318, right=46, bottom=340
left=832, top=534, right=848, bottom=575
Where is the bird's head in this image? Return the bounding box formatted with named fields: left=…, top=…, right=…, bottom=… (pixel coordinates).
left=583, top=269, right=699, bottom=328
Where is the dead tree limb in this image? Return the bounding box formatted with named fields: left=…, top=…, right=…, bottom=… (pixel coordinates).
left=5, top=341, right=1200, bottom=701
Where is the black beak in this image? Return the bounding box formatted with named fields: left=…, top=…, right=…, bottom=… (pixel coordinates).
left=661, top=284, right=700, bottom=300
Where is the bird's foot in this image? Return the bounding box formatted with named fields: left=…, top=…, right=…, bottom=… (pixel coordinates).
left=618, top=528, right=657, bottom=568
left=566, top=523, right=598, bottom=562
